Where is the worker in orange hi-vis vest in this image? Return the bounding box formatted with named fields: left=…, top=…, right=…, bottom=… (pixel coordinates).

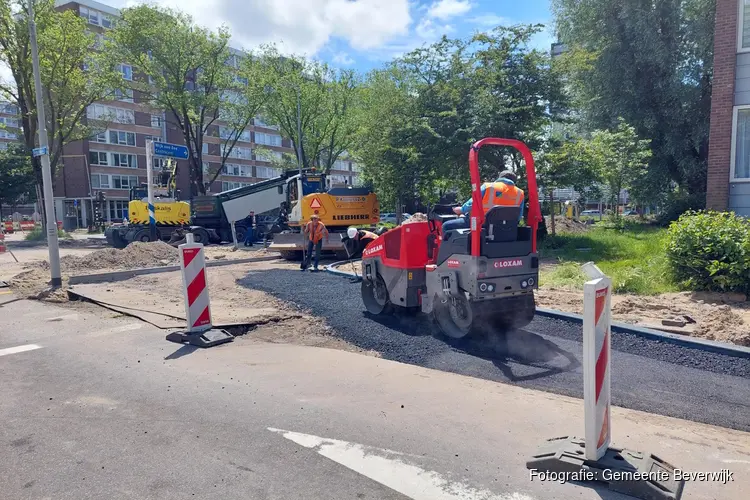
left=301, top=214, right=329, bottom=272
left=442, top=170, right=525, bottom=233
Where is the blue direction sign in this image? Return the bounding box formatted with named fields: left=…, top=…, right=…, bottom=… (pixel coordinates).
left=153, top=141, right=189, bottom=160
left=32, top=146, right=48, bottom=157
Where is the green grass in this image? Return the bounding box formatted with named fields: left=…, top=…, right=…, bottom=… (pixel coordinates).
left=24, top=227, right=71, bottom=241
left=539, top=223, right=675, bottom=295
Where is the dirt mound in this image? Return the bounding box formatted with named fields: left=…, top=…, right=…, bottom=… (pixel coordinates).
left=402, top=213, right=427, bottom=224
left=8, top=268, right=69, bottom=302
left=546, top=216, right=589, bottom=234
left=696, top=306, right=750, bottom=346
left=59, top=241, right=179, bottom=273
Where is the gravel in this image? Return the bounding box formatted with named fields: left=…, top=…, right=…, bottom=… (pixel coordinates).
left=238, top=268, right=750, bottom=432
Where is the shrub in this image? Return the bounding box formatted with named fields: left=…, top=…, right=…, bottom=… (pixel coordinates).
left=24, top=228, right=70, bottom=241
left=665, top=211, right=750, bottom=293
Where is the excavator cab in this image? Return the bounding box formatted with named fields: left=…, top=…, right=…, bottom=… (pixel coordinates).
left=360, top=138, right=542, bottom=339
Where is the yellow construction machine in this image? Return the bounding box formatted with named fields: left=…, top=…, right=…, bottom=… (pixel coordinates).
left=105, top=159, right=191, bottom=248
left=268, top=175, right=380, bottom=260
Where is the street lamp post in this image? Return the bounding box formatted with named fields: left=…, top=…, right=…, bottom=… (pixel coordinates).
left=28, top=0, right=62, bottom=287
left=295, top=86, right=303, bottom=176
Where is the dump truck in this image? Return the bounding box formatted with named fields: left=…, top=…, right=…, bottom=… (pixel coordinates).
left=189, top=169, right=326, bottom=244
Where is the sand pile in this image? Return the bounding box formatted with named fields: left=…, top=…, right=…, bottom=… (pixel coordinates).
left=546, top=216, right=589, bottom=234
left=402, top=213, right=427, bottom=224
left=58, top=241, right=179, bottom=273
left=8, top=268, right=70, bottom=302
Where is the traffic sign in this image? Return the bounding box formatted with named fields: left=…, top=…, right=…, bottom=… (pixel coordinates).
left=32, top=146, right=47, bottom=157
left=153, top=141, right=189, bottom=159
left=310, top=198, right=322, bottom=209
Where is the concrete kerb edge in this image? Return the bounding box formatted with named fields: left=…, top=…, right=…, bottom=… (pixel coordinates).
left=536, top=307, right=750, bottom=359
left=318, top=266, right=750, bottom=359
left=68, top=254, right=282, bottom=285
left=324, top=260, right=359, bottom=279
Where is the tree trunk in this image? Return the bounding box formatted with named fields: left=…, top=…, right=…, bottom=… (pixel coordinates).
left=548, top=190, right=556, bottom=236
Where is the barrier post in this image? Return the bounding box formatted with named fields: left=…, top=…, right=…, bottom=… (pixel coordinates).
left=526, top=263, right=684, bottom=500
left=0, top=232, right=5, bottom=253
left=165, top=233, right=234, bottom=348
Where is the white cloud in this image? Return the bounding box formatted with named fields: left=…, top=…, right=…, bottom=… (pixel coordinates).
left=110, top=0, right=411, bottom=57
left=469, top=14, right=509, bottom=28
left=332, top=52, right=355, bottom=66
left=426, top=0, right=472, bottom=21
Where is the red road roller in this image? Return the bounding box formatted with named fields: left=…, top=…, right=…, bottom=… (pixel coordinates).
left=360, top=138, right=543, bottom=338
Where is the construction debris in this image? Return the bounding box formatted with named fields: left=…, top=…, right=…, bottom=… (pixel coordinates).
left=402, top=213, right=427, bottom=224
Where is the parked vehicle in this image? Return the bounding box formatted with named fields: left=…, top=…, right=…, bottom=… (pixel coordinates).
left=379, top=213, right=411, bottom=224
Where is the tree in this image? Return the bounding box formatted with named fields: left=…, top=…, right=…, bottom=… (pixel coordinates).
left=0, top=142, right=35, bottom=218
left=588, top=119, right=652, bottom=219
left=111, top=5, right=268, bottom=195
left=552, top=0, right=714, bottom=204
left=0, top=0, right=120, bottom=189
left=260, top=47, right=359, bottom=174
left=353, top=26, right=560, bottom=211
left=536, top=135, right=599, bottom=235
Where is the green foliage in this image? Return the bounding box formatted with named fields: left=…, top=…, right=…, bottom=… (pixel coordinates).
left=111, top=5, right=267, bottom=195
left=353, top=26, right=562, bottom=209
left=0, top=0, right=121, bottom=184
left=665, top=211, right=750, bottom=293
left=24, top=227, right=70, bottom=241
left=0, top=143, right=36, bottom=209
left=540, top=224, right=674, bottom=295
left=552, top=0, right=714, bottom=200
left=259, top=47, right=359, bottom=174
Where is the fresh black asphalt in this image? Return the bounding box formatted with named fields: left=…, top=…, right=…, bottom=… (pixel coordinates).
left=238, top=268, right=750, bottom=432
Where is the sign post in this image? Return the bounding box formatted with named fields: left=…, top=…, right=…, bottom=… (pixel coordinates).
left=147, top=141, right=190, bottom=241
left=165, top=233, right=233, bottom=348
left=526, top=262, right=684, bottom=500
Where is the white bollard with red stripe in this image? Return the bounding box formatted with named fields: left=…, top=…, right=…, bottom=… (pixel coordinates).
left=180, top=233, right=212, bottom=332
left=526, top=262, right=684, bottom=500
left=165, top=233, right=233, bottom=348
left=582, top=268, right=611, bottom=461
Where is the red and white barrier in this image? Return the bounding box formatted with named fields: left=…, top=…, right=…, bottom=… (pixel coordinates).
left=0, top=233, right=6, bottom=253
left=179, top=234, right=212, bottom=332
left=583, top=272, right=612, bottom=461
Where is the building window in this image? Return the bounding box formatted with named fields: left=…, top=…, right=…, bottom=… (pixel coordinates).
left=0, top=116, right=18, bottom=127
left=87, top=104, right=133, bottom=124
left=150, top=114, right=163, bottom=128
left=0, top=142, right=8, bottom=150
left=219, top=126, right=251, bottom=142
left=733, top=107, right=750, bottom=179
left=0, top=102, right=18, bottom=114
left=255, top=150, right=283, bottom=162
left=224, top=145, right=252, bottom=160
left=80, top=6, right=99, bottom=25
left=221, top=163, right=252, bottom=177
left=91, top=173, right=110, bottom=188
left=202, top=143, right=209, bottom=155
left=255, top=132, right=282, bottom=147
left=332, top=159, right=348, bottom=171
left=114, top=88, right=134, bottom=103
left=221, top=181, right=251, bottom=191
left=111, top=174, right=139, bottom=190
left=101, top=14, right=113, bottom=29
left=0, top=129, right=17, bottom=139
left=145, top=134, right=161, bottom=144
left=89, top=151, right=109, bottom=166
left=109, top=130, right=136, bottom=146
left=92, top=131, right=108, bottom=143
left=254, top=116, right=279, bottom=130
left=118, top=64, right=133, bottom=81
left=256, top=166, right=280, bottom=179
left=112, top=153, right=137, bottom=168
left=109, top=200, right=128, bottom=221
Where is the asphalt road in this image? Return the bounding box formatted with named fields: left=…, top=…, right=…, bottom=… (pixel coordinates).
left=239, top=268, right=750, bottom=432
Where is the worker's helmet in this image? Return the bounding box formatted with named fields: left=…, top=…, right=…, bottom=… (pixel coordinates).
left=347, top=227, right=358, bottom=239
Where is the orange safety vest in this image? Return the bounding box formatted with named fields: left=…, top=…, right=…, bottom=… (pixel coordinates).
left=305, top=221, right=328, bottom=243
left=481, top=182, right=525, bottom=212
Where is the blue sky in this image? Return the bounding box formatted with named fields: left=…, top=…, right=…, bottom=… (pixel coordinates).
left=319, top=0, right=556, bottom=72
left=119, top=0, right=555, bottom=73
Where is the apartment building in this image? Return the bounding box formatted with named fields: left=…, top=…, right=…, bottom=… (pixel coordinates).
left=707, top=0, right=750, bottom=215
left=40, top=0, right=360, bottom=227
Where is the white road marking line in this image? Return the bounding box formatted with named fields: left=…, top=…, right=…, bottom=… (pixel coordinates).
left=268, top=428, right=535, bottom=500
left=0, top=344, right=43, bottom=357
left=110, top=323, right=144, bottom=333
left=46, top=313, right=79, bottom=322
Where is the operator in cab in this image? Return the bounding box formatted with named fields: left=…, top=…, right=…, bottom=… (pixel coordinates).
left=441, top=170, right=524, bottom=233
